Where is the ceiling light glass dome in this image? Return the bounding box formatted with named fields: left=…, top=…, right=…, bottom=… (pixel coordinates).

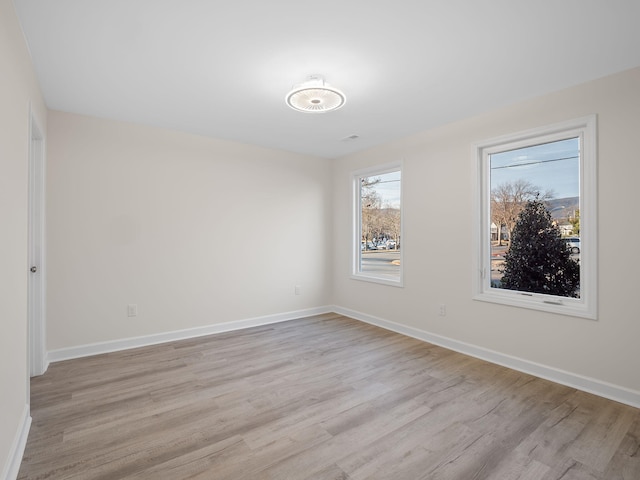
left=286, top=75, right=345, bottom=113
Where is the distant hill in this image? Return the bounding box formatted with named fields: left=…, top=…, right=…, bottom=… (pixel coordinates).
left=546, top=197, right=579, bottom=220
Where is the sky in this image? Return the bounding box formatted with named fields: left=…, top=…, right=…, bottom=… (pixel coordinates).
left=366, top=170, right=401, bottom=208
left=490, top=137, right=580, bottom=200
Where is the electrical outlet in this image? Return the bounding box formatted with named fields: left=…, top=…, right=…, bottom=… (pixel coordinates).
left=127, top=304, right=138, bottom=317
left=438, top=304, right=446, bottom=317
left=295, top=285, right=301, bottom=295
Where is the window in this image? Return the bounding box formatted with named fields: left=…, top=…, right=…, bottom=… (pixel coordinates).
left=473, top=116, right=597, bottom=319
left=353, top=163, right=402, bottom=286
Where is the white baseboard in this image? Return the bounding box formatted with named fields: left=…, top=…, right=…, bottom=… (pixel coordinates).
left=47, top=306, right=333, bottom=363
left=332, top=305, right=640, bottom=409
left=45, top=304, right=640, bottom=409
left=2, top=405, right=31, bottom=480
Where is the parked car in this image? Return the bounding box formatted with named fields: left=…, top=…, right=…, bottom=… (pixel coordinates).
left=566, top=237, right=580, bottom=254
left=386, top=240, right=397, bottom=249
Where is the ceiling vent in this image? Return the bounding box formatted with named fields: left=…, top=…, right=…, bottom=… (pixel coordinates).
left=342, top=134, right=360, bottom=141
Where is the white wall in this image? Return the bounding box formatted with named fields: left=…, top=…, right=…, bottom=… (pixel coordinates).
left=0, top=0, right=47, bottom=476
left=46, top=112, right=332, bottom=350
left=332, top=67, right=640, bottom=395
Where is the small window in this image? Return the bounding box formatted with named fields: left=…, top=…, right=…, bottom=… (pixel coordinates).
left=473, top=116, right=597, bottom=319
left=353, top=163, right=402, bottom=286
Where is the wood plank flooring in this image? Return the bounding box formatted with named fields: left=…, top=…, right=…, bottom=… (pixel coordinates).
left=18, top=313, right=640, bottom=479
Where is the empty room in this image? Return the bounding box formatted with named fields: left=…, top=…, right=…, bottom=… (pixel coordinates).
left=2, top=1, right=640, bottom=479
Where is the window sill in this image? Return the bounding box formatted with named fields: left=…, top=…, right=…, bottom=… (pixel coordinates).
left=473, top=289, right=596, bottom=320
left=351, top=273, right=404, bottom=288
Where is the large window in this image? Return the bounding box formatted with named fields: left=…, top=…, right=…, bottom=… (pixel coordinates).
left=473, top=116, right=597, bottom=319
left=353, top=163, right=402, bottom=286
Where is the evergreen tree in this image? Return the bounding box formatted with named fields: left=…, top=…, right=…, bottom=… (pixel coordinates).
left=501, top=199, right=580, bottom=297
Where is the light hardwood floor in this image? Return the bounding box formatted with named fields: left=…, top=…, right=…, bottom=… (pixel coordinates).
left=19, top=313, right=640, bottom=479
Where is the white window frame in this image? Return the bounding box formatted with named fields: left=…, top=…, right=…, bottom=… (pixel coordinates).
left=472, top=115, right=597, bottom=319
left=352, top=162, right=404, bottom=287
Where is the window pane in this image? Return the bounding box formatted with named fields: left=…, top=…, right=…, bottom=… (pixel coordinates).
left=489, top=137, right=580, bottom=298
left=357, top=169, right=401, bottom=282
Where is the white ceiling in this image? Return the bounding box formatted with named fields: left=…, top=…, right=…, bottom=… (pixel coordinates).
left=14, top=0, right=640, bottom=159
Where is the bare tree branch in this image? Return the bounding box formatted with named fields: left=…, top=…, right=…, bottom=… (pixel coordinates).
left=491, top=179, right=549, bottom=246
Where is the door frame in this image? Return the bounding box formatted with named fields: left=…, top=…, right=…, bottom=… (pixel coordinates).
left=28, top=108, right=47, bottom=377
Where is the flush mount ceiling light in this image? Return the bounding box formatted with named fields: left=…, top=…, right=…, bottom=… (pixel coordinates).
left=286, top=75, right=346, bottom=113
